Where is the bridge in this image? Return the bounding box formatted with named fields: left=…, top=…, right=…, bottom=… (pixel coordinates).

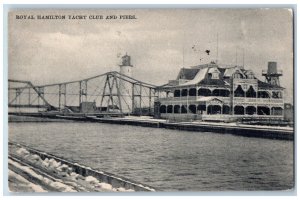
left=8, top=71, right=165, bottom=117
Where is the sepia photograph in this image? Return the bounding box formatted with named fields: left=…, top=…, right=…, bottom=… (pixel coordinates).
left=6, top=7, right=294, bottom=193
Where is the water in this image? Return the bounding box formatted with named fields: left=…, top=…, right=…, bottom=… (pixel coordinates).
left=9, top=122, right=294, bottom=191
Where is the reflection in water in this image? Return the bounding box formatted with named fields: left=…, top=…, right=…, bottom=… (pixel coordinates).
left=9, top=122, right=294, bottom=191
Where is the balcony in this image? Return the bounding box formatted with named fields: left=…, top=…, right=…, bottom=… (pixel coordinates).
left=233, top=97, right=284, bottom=105
left=262, top=70, right=283, bottom=76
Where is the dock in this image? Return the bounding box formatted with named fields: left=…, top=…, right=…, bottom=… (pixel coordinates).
left=9, top=114, right=294, bottom=140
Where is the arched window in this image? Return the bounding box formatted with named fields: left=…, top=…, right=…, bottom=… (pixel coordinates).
left=167, top=105, right=173, bottom=113
left=181, top=89, right=188, bottom=97
left=174, top=105, right=180, bottom=113
left=181, top=105, right=187, bottom=113
left=189, top=105, right=197, bottom=114
left=198, top=88, right=212, bottom=96
left=197, top=104, right=206, bottom=111
left=159, top=105, right=166, bottom=113
left=246, top=106, right=256, bottom=115
left=189, top=88, right=197, bottom=96
left=257, top=106, right=270, bottom=115
left=212, top=89, right=230, bottom=97
left=234, top=106, right=244, bottom=115
left=222, top=105, right=230, bottom=114
left=174, top=90, right=181, bottom=97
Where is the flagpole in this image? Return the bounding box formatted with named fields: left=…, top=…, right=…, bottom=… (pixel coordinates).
left=216, top=33, right=219, bottom=63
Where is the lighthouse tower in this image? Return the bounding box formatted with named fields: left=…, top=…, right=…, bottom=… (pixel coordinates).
left=119, top=54, right=133, bottom=113
left=120, top=54, right=133, bottom=77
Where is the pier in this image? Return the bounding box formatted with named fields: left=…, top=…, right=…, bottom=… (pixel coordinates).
left=8, top=55, right=294, bottom=141
left=9, top=114, right=294, bottom=140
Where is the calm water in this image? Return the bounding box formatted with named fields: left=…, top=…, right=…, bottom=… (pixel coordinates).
left=9, top=122, right=294, bottom=191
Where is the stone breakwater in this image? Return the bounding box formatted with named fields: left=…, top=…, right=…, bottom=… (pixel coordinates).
left=8, top=142, right=156, bottom=192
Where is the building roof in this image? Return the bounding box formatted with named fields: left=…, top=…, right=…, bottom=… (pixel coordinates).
left=257, top=80, right=284, bottom=89
left=199, top=78, right=230, bottom=87
left=180, top=67, right=208, bottom=86
left=160, top=62, right=284, bottom=90
left=176, top=68, right=200, bottom=80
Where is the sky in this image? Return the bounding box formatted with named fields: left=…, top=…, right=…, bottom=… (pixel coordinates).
left=8, top=9, right=294, bottom=103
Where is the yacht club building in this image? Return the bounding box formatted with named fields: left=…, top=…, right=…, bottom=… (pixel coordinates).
left=155, top=61, right=284, bottom=121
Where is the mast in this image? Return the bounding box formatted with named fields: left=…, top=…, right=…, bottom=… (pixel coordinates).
left=182, top=45, right=185, bottom=68
left=216, top=33, right=219, bottom=63
left=242, top=48, right=245, bottom=68
left=235, top=47, right=238, bottom=66
left=182, top=31, right=185, bottom=67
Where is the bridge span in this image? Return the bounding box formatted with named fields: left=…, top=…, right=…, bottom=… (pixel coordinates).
left=8, top=71, right=165, bottom=116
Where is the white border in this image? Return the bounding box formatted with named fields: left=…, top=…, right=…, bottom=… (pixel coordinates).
left=1, top=1, right=299, bottom=200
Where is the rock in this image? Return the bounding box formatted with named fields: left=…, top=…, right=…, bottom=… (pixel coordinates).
left=16, top=148, right=30, bottom=156
left=85, top=176, right=99, bottom=184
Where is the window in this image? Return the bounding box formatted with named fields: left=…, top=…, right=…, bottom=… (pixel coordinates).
left=159, top=105, right=166, bottom=113
left=174, top=90, right=181, bottom=97
left=257, top=106, right=270, bottom=115
left=271, top=107, right=283, bottom=115
left=246, top=71, right=255, bottom=79
left=247, top=74, right=254, bottom=79
left=198, top=88, right=211, bottom=96
left=272, top=91, right=282, bottom=99
left=258, top=91, right=270, bottom=98
left=181, top=89, right=188, bottom=96
left=234, top=106, right=245, bottom=115
left=234, top=85, right=245, bottom=97
left=233, top=73, right=241, bottom=79
left=167, top=105, right=173, bottom=113
left=212, top=72, right=219, bottom=79
left=246, top=86, right=256, bottom=98
left=189, top=88, right=196, bottom=96
left=189, top=105, right=197, bottom=114
left=174, top=105, right=180, bottom=113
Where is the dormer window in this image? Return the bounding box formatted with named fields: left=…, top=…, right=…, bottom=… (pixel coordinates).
left=246, top=71, right=255, bottom=79
left=233, top=73, right=242, bottom=79
left=212, top=72, right=219, bottom=79
left=233, top=69, right=245, bottom=79
left=248, top=74, right=254, bottom=79
left=208, top=67, right=220, bottom=79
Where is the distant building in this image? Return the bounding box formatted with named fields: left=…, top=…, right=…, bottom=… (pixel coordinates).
left=155, top=61, right=285, bottom=122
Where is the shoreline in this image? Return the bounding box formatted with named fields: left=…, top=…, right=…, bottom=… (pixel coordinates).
left=8, top=114, right=294, bottom=140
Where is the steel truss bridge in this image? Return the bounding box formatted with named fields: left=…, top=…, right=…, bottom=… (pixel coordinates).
left=8, top=71, right=165, bottom=116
